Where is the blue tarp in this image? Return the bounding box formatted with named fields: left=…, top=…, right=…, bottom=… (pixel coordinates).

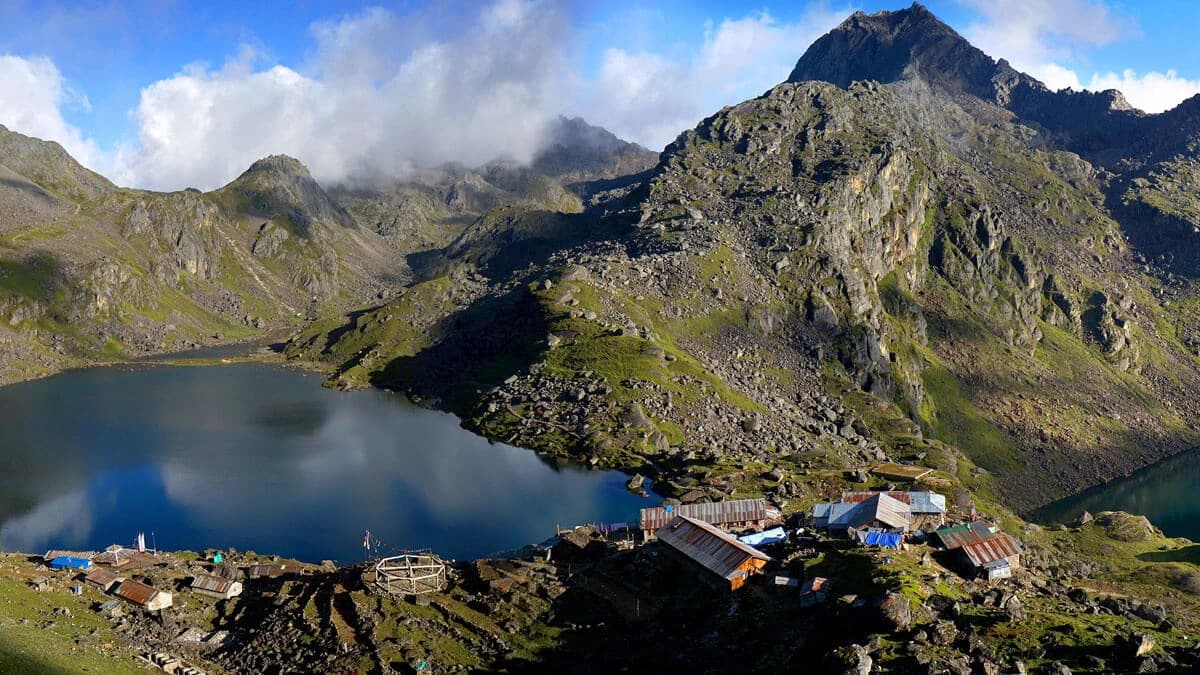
left=738, top=527, right=787, bottom=548
left=864, top=531, right=903, bottom=549
left=49, top=556, right=91, bottom=570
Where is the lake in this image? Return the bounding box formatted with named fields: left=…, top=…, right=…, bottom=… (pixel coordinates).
left=0, top=359, right=658, bottom=563
left=1032, top=448, right=1200, bottom=540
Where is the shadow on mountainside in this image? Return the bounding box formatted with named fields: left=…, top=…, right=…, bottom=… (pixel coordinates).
left=369, top=288, right=549, bottom=414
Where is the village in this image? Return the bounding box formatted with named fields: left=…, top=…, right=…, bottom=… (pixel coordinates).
left=0, top=460, right=1071, bottom=674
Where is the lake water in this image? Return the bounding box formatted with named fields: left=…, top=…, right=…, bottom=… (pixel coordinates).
left=1032, top=448, right=1200, bottom=540
left=0, top=360, right=657, bottom=563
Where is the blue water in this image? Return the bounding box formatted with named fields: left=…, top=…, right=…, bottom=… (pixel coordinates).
left=0, top=360, right=657, bottom=563
left=1032, top=448, right=1200, bottom=540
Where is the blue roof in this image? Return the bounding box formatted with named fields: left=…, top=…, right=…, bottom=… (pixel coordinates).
left=49, top=556, right=91, bottom=570
left=864, top=531, right=903, bottom=549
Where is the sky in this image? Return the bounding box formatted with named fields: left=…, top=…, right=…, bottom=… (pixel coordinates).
left=2, top=0, right=1200, bottom=191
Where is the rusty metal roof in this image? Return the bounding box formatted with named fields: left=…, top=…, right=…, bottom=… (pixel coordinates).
left=114, top=580, right=161, bottom=606
left=935, top=521, right=994, bottom=549
left=641, top=498, right=768, bottom=531
left=92, top=548, right=154, bottom=568
left=656, top=515, right=771, bottom=582
left=84, top=568, right=123, bottom=587
left=960, top=533, right=1023, bottom=567
left=190, top=573, right=236, bottom=595
left=247, top=563, right=289, bottom=579
left=842, top=491, right=946, bottom=514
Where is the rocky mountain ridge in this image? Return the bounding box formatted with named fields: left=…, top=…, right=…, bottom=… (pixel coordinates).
left=288, top=4, right=1200, bottom=515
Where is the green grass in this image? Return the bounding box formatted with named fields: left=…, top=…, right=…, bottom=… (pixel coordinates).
left=0, top=251, right=60, bottom=302
left=919, top=355, right=1020, bottom=473
left=0, top=570, right=144, bottom=674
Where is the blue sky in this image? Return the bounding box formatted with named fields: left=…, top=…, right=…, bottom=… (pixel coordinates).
left=2, top=0, right=1199, bottom=190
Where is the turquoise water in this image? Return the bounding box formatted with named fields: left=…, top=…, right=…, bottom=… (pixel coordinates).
left=0, top=360, right=656, bottom=562
left=1032, top=448, right=1200, bottom=539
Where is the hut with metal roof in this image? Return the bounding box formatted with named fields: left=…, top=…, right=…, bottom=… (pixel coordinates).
left=247, top=563, right=291, bottom=580
left=113, top=580, right=173, bottom=611
left=655, top=515, right=772, bottom=590
left=840, top=491, right=947, bottom=529
left=190, top=573, right=243, bottom=600
left=640, top=498, right=773, bottom=540
left=813, top=493, right=913, bottom=532
left=92, top=547, right=154, bottom=570
left=958, top=533, right=1023, bottom=581
left=43, top=550, right=95, bottom=563
left=83, top=567, right=125, bottom=593
left=934, top=521, right=995, bottom=550
left=48, top=556, right=91, bottom=571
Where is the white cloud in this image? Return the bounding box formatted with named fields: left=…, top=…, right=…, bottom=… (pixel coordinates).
left=960, top=0, right=1125, bottom=93
left=957, top=0, right=1200, bottom=114
left=113, top=1, right=572, bottom=191
left=1087, top=69, right=1200, bottom=114
left=0, top=54, right=103, bottom=170
left=584, top=7, right=850, bottom=151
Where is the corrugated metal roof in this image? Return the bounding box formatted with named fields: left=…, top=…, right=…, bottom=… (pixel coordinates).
left=935, top=521, right=994, bottom=549
left=84, top=568, right=123, bottom=588
left=841, top=491, right=946, bottom=514
left=190, top=574, right=236, bottom=595
left=247, top=563, right=289, bottom=579
left=641, top=498, right=768, bottom=531
left=43, top=550, right=95, bottom=561
left=960, top=533, right=1022, bottom=567
left=92, top=548, right=153, bottom=568
left=828, top=494, right=912, bottom=530
left=114, top=580, right=161, bottom=606
left=656, top=515, right=771, bottom=581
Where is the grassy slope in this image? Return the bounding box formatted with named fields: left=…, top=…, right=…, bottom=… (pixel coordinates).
left=0, top=564, right=144, bottom=674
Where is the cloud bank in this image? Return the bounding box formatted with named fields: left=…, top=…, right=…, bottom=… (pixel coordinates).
left=113, top=1, right=572, bottom=190
left=6, top=1, right=1200, bottom=191
left=2, top=1, right=851, bottom=192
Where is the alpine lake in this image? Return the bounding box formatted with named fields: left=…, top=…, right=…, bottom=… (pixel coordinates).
left=0, top=345, right=657, bottom=563
left=1033, top=447, right=1200, bottom=541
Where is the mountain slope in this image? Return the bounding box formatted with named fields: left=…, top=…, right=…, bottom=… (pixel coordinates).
left=0, top=135, right=402, bottom=383
left=290, top=5, right=1200, bottom=514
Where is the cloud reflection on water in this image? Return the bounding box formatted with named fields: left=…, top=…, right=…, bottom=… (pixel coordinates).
left=0, top=363, right=654, bottom=561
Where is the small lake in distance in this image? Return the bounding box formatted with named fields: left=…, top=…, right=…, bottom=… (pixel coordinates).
left=0, top=357, right=657, bottom=562
left=1032, top=448, right=1200, bottom=540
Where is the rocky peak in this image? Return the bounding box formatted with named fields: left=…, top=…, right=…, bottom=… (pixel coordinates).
left=0, top=123, right=114, bottom=201
left=788, top=3, right=1010, bottom=101
left=531, top=116, right=658, bottom=182
left=219, top=154, right=355, bottom=236
left=239, top=154, right=314, bottom=182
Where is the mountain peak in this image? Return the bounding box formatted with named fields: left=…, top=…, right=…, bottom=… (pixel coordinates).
left=220, top=154, right=354, bottom=235
left=788, top=3, right=1008, bottom=102
left=240, top=154, right=313, bottom=180
left=0, top=123, right=114, bottom=201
